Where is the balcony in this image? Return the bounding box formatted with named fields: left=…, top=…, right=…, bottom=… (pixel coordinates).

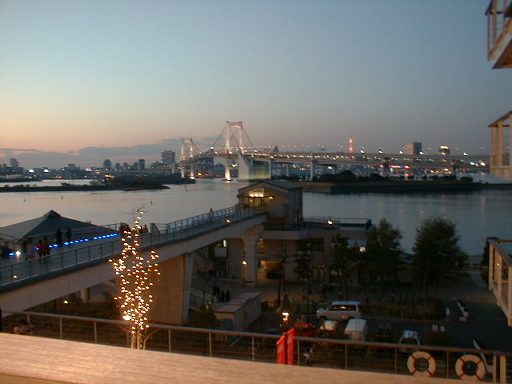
left=486, top=0, right=512, bottom=68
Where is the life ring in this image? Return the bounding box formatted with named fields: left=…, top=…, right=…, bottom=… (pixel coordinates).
left=455, top=354, right=486, bottom=381
left=407, top=351, right=436, bottom=377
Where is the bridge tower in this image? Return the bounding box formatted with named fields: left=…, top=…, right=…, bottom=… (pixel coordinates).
left=179, top=138, right=199, bottom=179
left=221, top=121, right=252, bottom=181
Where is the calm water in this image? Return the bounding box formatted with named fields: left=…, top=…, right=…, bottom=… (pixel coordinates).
left=1, top=179, right=510, bottom=255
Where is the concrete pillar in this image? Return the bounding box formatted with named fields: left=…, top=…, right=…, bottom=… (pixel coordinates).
left=508, top=265, right=512, bottom=326
left=509, top=112, right=512, bottom=179
left=285, top=163, right=290, bottom=178
left=497, top=253, right=503, bottom=303
left=80, top=288, right=90, bottom=303
left=241, top=226, right=262, bottom=287
left=489, top=245, right=495, bottom=291
left=189, top=164, right=195, bottom=180
left=497, top=120, right=504, bottom=167
left=180, top=167, right=185, bottom=179
left=151, top=253, right=194, bottom=325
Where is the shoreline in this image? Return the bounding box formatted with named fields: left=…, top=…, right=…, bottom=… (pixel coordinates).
left=293, top=180, right=512, bottom=194
left=0, top=184, right=171, bottom=193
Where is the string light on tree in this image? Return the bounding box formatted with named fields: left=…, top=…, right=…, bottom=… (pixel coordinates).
left=109, top=209, right=160, bottom=349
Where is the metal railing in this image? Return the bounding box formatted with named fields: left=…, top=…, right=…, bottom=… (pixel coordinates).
left=0, top=206, right=264, bottom=291
left=2, top=310, right=510, bottom=382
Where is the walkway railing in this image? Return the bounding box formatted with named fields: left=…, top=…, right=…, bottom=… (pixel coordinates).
left=2, top=310, right=511, bottom=382
left=0, top=206, right=264, bottom=291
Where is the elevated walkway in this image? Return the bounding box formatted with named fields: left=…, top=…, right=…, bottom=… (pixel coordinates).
left=0, top=206, right=266, bottom=315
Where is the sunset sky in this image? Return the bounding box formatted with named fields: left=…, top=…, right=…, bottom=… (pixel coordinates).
left=1, top=1, right=511, bottom=168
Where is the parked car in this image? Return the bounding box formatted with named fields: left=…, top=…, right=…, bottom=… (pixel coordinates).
left=344, top=318, right=368, bottom=341
left=398, top=330, right=421, bottom=352
left=315, top=301, right=362, bottom=321
left=375, top=322, right=394, bottom=343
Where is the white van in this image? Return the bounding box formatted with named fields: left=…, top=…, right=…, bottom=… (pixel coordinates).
left=315, top=301, right=362, bottom=321
left=344, top=318, right=368, bottom=341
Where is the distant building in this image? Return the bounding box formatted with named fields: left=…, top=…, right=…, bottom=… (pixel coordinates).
left=439, top=145, right=450, bottom=155
left=161, top=150, right=176, bottom=165
left=103, top=159, right=112, bottom=169
left=405, top=142, right=422, bottom=155
left=9, top=158, right=19, bottom=168
left=138, top=159, right=145, bottom=170
left=65, top=164, right=80, bottom=171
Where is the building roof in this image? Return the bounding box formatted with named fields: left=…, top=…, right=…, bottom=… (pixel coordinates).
left=238, top=180, right=302, bottom=195
left=0, top=210, right=109, bottom=241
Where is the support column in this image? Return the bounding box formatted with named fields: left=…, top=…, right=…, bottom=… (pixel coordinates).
left=497, top=253, right=503, bottom=304
left=189, top=164, right=196, bottom=180
left=497, top=120, right=504, bottom=167
left=489, top=245, right=495, bottom=291
left=285, top=163, right=290, bottom=178
left=509, top=112, right=512, bottom=179
left=151, top=253, right=193, bottom=325
left=508, top=265, right=512, bottom=326
left=241, top=226, right=262, bottom=288
left=80, top=288, right=90, bottom=303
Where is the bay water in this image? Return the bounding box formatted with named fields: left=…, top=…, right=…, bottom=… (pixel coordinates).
left=1, top=179, right=510, bottom=256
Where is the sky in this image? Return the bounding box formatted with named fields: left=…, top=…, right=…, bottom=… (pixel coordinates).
left=1, top=0, right=511, bottom=168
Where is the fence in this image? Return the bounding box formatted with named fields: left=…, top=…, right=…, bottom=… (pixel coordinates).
left=2, top=310, right=510, bottom=382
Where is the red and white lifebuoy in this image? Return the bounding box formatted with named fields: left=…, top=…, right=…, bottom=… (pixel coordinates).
left=407, top=351, right=436, bottom=377
left=455, top=354, right=486, bottom=381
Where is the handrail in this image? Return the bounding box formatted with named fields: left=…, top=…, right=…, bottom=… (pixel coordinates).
left=2, top=310, right=510, bottom=380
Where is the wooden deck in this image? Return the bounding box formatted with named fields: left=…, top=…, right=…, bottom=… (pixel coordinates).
left=0, top=334, right=464, bottom=384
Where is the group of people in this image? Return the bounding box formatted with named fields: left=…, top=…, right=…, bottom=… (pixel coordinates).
left=17, top=227, right=72, bottom=261
left=212, top=284, right=231, bottom=303
left=119, top=223, right=149, bottom=235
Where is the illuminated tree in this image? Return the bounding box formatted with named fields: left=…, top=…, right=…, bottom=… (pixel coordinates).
left=110, top=210, right=160, bottom=349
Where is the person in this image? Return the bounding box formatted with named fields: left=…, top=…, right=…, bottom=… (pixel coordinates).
left=42, top=236, right=50, bottom=256
left=225, top=289, right=231, bottom=302
left=21, top=237, right=29, bottom=256
left=36, top=239, right=44, bottom=262
left=55, top=228, right=63, bottom=247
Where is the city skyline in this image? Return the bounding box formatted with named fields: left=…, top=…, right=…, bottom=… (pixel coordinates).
left=1, top=1, right=511, bottom=168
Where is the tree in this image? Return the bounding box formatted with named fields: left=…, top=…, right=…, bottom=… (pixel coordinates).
left=412, top=217, right=466, bottom=294
left=294, top=239, right=313, bottom=289
left=365, top=219, right=403, bottom=293
left=330, top=234, right=358, bottom=299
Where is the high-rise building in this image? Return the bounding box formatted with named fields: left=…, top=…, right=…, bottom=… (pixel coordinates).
left=138, top=159, right=145, bottom=170
left=9, top=158, right=19, bottom=168
left=161, top=150, right=176, bottom=165
left=405, top=142, right=422, bottom=155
